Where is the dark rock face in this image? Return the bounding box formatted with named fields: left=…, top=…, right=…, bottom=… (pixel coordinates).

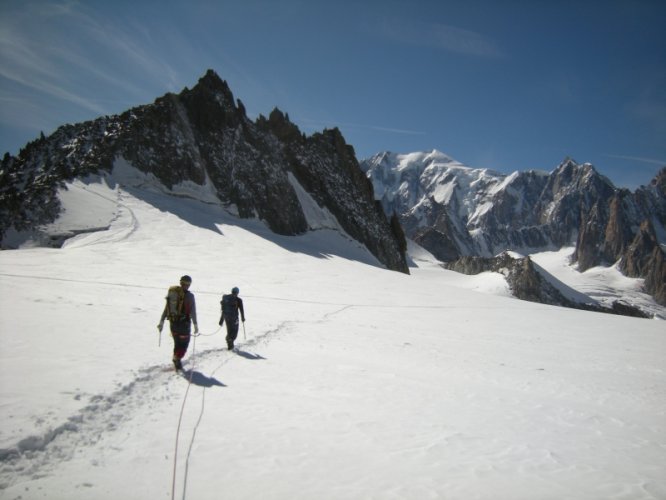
left=643, top=248, right=666, bottom=306
left=0, top=70, right=408, bottom=273
left=601, top=192, right=635, bottom=263
left=412, top=209, right=464, bottom=262
left=442, top=253, right=571, bottom=306
left=620, top=220, right=666, bottom=305
left=363, top=152, right=666, bottom=305
left=573, top=202, right=606, bottom=272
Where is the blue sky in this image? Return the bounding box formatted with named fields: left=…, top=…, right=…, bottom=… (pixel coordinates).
left=1, top=0, right=664, bottom=189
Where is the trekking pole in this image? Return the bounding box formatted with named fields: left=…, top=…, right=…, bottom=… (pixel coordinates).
left=158, top=327, right=162, bottom=347
left=242, top=321, right=246, bottom=340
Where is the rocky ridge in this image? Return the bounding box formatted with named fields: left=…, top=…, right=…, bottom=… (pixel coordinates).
left=0, top=70, right=408, bottom=273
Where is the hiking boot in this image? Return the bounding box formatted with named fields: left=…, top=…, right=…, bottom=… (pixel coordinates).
left=173, top=357, right=183, bottom=370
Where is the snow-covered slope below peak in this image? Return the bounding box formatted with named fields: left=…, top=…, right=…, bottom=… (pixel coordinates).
left=532, top=247, right=665, bottom=319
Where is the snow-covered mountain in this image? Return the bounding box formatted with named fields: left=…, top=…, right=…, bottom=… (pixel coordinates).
left=0, top=171, right=664, bottom=499
left=361, top=151, right=666, bottom=306
left=5, top=67, right=663, bottom=312
left=0, top=70, right=407, bottom=273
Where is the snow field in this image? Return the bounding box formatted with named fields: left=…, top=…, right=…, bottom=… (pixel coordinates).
left=0, top=175, right=664, bottom=499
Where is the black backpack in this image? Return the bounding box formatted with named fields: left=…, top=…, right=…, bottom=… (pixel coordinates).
left=221, top=294, right=238, bottom=316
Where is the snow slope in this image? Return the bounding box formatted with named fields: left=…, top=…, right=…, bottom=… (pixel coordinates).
left=0, top=168, right=664, bottom=500
left=531, top=249, right=665, bottom=319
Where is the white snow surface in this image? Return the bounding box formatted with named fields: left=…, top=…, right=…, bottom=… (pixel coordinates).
left=1, top=165, right=665, bottom=500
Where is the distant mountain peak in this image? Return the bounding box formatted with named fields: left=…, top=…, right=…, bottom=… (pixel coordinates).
left=197, top=68, right=228, bottom=91
left=652, top=167, right=666, bottom=193
left=424, top=149, right=456, bottom=163
left=183, top=68, right=236, bottom=112
left=362, top=151, right=666, bottom=306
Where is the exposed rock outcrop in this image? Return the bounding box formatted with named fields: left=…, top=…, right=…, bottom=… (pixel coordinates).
left=443, top=253, right=651, bottom=317
left=1, top=70, right=408, bottom=273
left=620, top=220, right=666, bottom=305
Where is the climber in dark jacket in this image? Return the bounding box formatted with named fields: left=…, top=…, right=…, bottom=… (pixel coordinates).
left=219, top=287, right=245, bottom=350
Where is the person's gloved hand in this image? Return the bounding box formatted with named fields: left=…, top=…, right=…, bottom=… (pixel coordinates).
left=157, top=321, right=164, bottom=332
left=193, top=323, right=199, bottom=335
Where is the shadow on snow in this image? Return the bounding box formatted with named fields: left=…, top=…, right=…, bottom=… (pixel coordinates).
left=182, top=370, right=226, bottom=388
left=123, top=185, right=383, bottom=268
